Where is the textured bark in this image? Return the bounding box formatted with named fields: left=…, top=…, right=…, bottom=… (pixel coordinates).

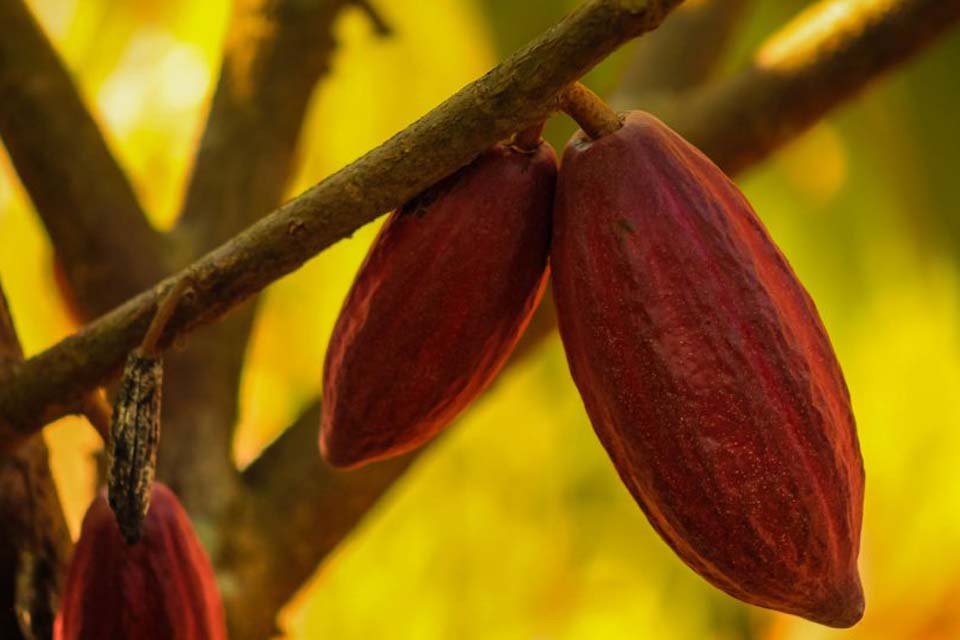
left=155, top=0, right=369, bottom=576
left=0, top=283, right=72, bottom=640
left=0, top=0, right=167, bottom=320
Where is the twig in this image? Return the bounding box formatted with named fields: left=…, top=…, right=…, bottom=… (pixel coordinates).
left=160, top=0, right=381, bottom=577
left=352, top=0, right=393, bottom=37
left=140, top=276, right=192, bottom=357
left=0, top=0, right=685, bottom=450
left=511, top=121, right=547, bottom=152
left=557, top=82, right=623, bottom=139
left=226, top=0, right=960, bottom=633
left=0, top=0, right=167, bottom=320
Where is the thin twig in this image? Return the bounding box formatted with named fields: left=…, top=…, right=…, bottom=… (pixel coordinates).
left=557, top=82, right=623, bottom=139
left=140, top=277, right=192, bottom=357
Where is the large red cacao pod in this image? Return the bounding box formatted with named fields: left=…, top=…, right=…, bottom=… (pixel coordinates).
left=551, top=111, right=865, bottom=627
left=54, top=483, right=227, bottom=639
left=321, top=142, right=556, bottom=468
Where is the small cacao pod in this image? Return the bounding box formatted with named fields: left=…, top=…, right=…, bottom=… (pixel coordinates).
left=54, top=483, right=227, bottom=640
left=321, top=141, right=557, bottom=468
left=551, top=111, right=865, bottom=627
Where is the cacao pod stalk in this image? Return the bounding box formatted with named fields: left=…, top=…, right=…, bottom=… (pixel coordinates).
left=54, top=483, right=227, bottom=639
left=551, top=111, right=865, bottom=627
left=321, top=141, right=556, bottom=468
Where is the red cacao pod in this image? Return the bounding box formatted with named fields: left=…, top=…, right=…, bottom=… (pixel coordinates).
left=321, top=141, right=556, bottom=468
left=551, top=111, right=865, bottom=627
left=54, top=483, right=226, bottom=640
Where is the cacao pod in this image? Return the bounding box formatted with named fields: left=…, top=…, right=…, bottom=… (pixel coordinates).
left=321, top=141, right=556, bottom=468
left=551, top=111, right=865, bottom=627
left=54, top=483, right=227, bottom=640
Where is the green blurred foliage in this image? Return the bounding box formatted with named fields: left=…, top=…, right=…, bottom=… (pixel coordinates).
left=1, top=1, right=959, bottom=639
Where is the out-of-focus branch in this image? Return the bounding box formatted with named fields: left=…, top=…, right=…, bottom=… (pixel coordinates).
left=230, top=0, right=960, bottom=632
left=668, top=0, right=960, bottom=176
left=0, top=282, right=72, bottom=640
left=157, top=0, right=385, bottom=563
left=226, top=401, right=420, bottom=639
left=0, top=0, right=167, bottom=320
left=0, top=0, right=684, bottom=449
left=611, top=0, right=749, bottom=104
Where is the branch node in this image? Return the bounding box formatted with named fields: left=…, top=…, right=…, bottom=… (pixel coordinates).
left=510, top=121, right=547, bottom=153
left=141, top=277, right=193, bottom=357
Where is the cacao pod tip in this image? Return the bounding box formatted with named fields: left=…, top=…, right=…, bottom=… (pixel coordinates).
left=319, top=416, right=394, bottom=470
left=807, top=572, right=865, bottom=628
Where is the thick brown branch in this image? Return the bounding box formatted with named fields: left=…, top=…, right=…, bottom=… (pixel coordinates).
left=229, top=0, right=960, bottom=630
left=0, top=282, right=71, bottom=640
left=226, top=401, right=421, bottom=639
left=611, top=0, right=749, bottom=103
left=0, top=0, right=167, bottom=319
left=669, top=0, right=960, bottom=176
left=0, top=0, right=684, bottom=449
left=224, top=289, right=559, bottom=638
left=157, top=0, right=379, bottom=618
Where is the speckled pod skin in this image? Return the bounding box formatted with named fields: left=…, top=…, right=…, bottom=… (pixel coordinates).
left=551, top=111, right=865, bottom=627
left=55, top=483, right=227, bottom=640
left=321, top=142, right=556, bottom=468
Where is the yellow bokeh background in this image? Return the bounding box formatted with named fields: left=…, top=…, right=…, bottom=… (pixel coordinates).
left=2, top=0, right=960, bottom=638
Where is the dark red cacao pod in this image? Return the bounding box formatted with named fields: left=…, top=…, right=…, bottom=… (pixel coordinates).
left=551, top=111, right=865, bottom=627
left=321, top=142, right=556, bottom=468
left=54, top=483, right=227, bottom=640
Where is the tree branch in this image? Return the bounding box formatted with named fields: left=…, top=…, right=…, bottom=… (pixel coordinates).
left=157, top=0, right=378, bottom=555
left=669, top=0, right=960, bottom=176
left=0, top=0, right=685, bottom=449
left=611, top=0, right=749, bottom=102
left=0, top=282, right=71, bottom=640
left=0, top=0, right=167, bottom=319
left=227, top=0, right=960, bottom=631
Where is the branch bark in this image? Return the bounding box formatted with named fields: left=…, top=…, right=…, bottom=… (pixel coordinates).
left=0, top=0, right=167, bottom=319
left=155, top=0, right=376, bottom=557
left=0, top=282, right=71, bottom=640
left=0, top=0, right=685, bottom=449
left=227, top=0, right=960, bottom=632
left=668, top=0, right=960, bottom=176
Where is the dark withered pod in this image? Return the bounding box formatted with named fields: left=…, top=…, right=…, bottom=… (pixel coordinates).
left=106, top=349, right=162, bottom=544
left=106, top=277, right=189, bottom=545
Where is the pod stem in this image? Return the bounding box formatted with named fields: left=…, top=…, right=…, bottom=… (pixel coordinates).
left=140, top=277, right=192, bottom=357
left=512, top=121, right=546, bottom=152
left=557, top=82, right=622, bottom=140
